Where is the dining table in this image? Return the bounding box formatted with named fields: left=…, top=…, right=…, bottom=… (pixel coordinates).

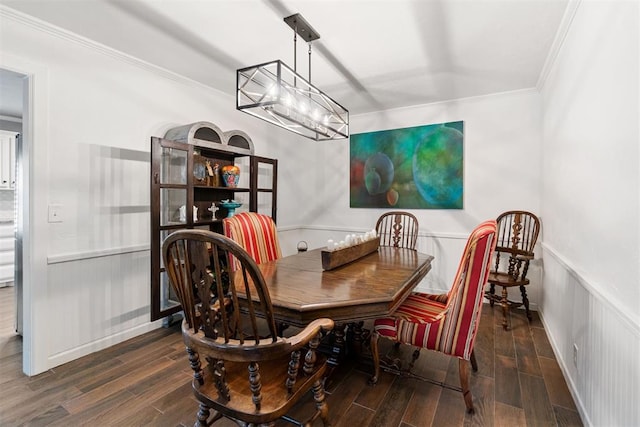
left=237, top=245, right=434, bottom=368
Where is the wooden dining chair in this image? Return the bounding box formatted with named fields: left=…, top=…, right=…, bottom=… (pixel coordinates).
left=375, top=211, right=419, bottom=249
left=369, top=220, right=497, bottom=414
left=485, top=210, right=541, bottom=329
left=163, top=229, right=334, bottom=427
left=223, top=212, right=282, bottom=266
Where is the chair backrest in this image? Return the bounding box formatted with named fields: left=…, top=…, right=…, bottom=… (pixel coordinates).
left=375, top=211, right=419, bottom=249
left=162, top=229, right=280, bottom=359
left=439, top=220, right=497, bottom=358
left=223, top=212, right=282, bottom=266
left=494, top=210, right=540, bottom=278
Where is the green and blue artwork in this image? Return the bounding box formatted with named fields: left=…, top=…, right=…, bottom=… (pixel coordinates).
left=350, top=121, right=463, bottom=209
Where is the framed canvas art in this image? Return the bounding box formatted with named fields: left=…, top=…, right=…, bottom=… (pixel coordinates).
left=350, top=121, right=463, bottom=209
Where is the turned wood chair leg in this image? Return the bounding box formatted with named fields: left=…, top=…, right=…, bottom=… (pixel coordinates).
left=500, top=286, right=510, bottom=330
left=520, top=285, right=532, bottom=322
left=470, top=350, right=478, bottom=372
left=195, top=402, right=210, bottom=427
left=488, top=283, right=496, bottom=307
left=408, top=348, right=421, bottom=372
left=311, top=379, right=331, bottom=427
left=458, top=359, right=474, bottom=414
left=369, top=331, right=381, bottom=385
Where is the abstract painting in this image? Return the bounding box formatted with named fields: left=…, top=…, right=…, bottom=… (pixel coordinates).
left=350, top=121, right=463, bottom=209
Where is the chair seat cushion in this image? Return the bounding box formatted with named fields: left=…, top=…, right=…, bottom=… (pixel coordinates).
left=374, top=292, right=447, bottom=349
left=194, top=353, right=327, bottom=424
left=488, top=271, right=530, bottom=287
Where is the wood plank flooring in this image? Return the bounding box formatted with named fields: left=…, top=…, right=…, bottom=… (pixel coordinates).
left=0, top=287, right=583, bottom=426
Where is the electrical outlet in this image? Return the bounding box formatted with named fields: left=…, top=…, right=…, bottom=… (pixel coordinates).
left=573, top=343, right=579, bottom=368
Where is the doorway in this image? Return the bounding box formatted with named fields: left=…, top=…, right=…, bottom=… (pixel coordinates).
left=0, top=68, right=25, bottom=368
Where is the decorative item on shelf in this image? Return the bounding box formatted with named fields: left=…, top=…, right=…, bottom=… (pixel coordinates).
left=208, top=202, right=218, bottom=217
left=221, top=165, right=240, bottom=188
left=321, top=230, right=380, bottom=270
left=217, top=200, right=242, bottom=217
left=236, top=13, right=349, bottom=141
left=205, top=160, right=220, bottom=187
left=193, top=154, right=208, bottom=185
left=178, top=205, right=199, bottom=223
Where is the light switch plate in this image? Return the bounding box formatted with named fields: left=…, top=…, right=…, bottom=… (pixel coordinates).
left=48, top=204, right=63, bottom=223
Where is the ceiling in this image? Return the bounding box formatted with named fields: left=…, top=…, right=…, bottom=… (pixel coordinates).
left=1, top=0, right=569, bottom=117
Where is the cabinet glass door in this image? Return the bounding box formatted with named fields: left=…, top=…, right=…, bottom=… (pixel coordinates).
left=151, top=137, right=191, bottom=321
left=160, top=146, right=187, bottom=185
left=251, top=156, right=278, bottom=222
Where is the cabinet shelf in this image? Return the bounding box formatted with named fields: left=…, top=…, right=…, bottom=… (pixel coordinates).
left=194, top=185, right=250, bottom=192
left=150, top=136, right=278, bottom=321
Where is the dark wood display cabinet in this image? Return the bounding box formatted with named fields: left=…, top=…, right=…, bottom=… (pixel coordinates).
left=150, top=136, right=277, bottom=321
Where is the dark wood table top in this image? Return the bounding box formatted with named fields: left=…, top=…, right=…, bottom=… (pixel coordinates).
left=241, top=246, right=434, bottom=327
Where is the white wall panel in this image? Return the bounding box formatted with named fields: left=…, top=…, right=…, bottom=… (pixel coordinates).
left=539, top=1, right=639, bottom=425
left=46, top=250, right=155, bottom=366
left=0, top=7, right=297, bottom=374
left=541, top=247, right=640, bottom=426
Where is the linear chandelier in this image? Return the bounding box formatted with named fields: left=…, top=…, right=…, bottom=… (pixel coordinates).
left=236, top=13, right=349, bottom=141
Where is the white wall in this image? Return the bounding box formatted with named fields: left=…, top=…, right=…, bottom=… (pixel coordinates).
left=540, top=1, right=639, bottom=425
left=278, top=89, right=543, bottom=296
left=0, top=7, right=300, bottom=374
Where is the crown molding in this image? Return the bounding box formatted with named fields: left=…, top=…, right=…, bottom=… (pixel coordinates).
left=536, top=0, right=582, bottom=91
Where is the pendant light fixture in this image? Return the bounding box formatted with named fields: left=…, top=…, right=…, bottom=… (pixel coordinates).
left=236, top=13, right=349, bottom=141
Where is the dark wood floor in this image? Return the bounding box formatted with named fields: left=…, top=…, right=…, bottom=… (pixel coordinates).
left=0, top=286, right=582, bottom=426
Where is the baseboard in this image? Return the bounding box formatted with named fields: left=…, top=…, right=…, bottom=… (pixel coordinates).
left=47, top=320, right=163, bottom=370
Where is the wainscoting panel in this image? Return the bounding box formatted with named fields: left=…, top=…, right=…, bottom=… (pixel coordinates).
left=541, top=245, right=640, bottom=426
left=46, top=248, right=158, bottom=368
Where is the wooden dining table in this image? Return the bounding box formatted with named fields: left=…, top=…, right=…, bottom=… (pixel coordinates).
left=238, top=245, right=434, bottom=367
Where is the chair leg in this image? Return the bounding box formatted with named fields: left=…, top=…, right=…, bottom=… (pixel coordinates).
left=458, top=359, right=474, bottom=414
left=195, top=402, right=210, bottom=427
left=520, top=285, right=532, bottom=322
left=500, top=286, right=509, bottom=330
left=488, top=283, right=495, bottom=307
left=408, top=348, right=421, bottom=372
left=369, top=331, right=381, bottom=385
left=470, top=350, right=478, bottom=372
left=312, top=379, right=331, bottom=427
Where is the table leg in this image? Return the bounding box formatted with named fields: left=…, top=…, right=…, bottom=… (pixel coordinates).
left=327, top=323, right=346, bottom=370
left=351, top=321, right=364, bottom=359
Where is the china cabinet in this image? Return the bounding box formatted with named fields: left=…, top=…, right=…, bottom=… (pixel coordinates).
left=150, top=136, right=277, bottom=321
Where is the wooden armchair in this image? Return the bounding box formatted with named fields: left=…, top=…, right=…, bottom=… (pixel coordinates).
left=163, top=230, right=334, bottom=427
left=223, top=212, right=282, bottom=265
left=485, top=210, right=540, bottom=329
left=375, top=211, right=419, bottom=249
left=369, top=220, right=497, bottom=413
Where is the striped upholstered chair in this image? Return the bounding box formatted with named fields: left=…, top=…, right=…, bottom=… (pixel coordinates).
left=369, top=220, right=497, bottom=414
left=223, top=212, right=282, bottom=267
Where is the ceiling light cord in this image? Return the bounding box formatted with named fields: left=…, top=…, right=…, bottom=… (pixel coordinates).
left=293, top=22, right=297, bottom=87
left=308, top=43, right=312, bottom=83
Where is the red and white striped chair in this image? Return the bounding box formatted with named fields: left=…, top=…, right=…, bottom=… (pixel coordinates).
left=223, top=212, right=282, bottom=267
left=369, top=220, right=497, bottom=413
